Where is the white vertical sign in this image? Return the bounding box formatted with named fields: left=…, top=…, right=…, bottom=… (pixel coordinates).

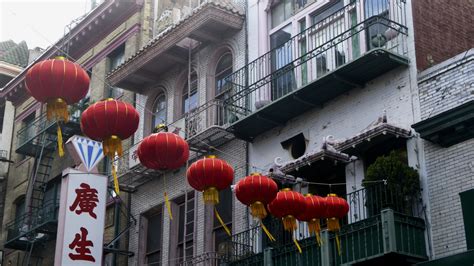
left=55, top=168, right=107, bottom=265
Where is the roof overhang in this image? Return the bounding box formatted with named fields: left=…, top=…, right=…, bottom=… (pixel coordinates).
left=335, top=123, right=412, bottom=155
left=106, top=3, right=244, bottom=93
left=0, top=0, right=143, bottom=106
left=412, top=100, right=474, bottom=147
left=280, top=149, right=350, bottom=174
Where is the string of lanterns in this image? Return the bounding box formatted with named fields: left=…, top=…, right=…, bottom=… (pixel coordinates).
left=25, top=57, right=350, bottom=255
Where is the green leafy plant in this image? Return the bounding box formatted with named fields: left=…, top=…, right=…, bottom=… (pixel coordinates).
left=363, top=150, right=420, bottom=215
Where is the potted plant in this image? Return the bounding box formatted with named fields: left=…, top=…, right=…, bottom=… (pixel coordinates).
left=363, top=150, right=420, bottom=216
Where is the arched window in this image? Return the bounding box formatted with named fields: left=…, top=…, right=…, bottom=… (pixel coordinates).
left=152, top=92, right=167, bottom=129
left=215, top=53, right=233, bottom=97
left=182, top=71, right=198, bottom=114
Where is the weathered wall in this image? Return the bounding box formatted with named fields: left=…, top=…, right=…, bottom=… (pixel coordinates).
left=418, top=50, right=474, bottom=258
left=412, top=0, right=474, bottom=71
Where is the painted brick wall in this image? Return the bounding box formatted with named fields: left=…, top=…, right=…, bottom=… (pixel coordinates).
left=127, top=0, right=248, bottom=264
left=412, top=0, right=474, bottom=71
left=418, top=50, right=474, bottom=258
left=127, top=139, right=248, bottom=266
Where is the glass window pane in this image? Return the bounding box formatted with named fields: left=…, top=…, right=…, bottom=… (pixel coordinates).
left=146, top=212, right=163, bottom=253
left=152, top=93, right=167, bottom=128
left=215, top=53, right=233, bottom=96
left=214, top=188, right=232, bottom=227
left=182, top=72, right=198, bottom=114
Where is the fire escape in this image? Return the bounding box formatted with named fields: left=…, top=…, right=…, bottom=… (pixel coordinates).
left=4, top=109, right=82, bottom=253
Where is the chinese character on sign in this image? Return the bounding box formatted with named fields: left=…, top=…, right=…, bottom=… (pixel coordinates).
left=69, top=227, right=95, bottom=262
left=69, top=183, right=99, bottom=219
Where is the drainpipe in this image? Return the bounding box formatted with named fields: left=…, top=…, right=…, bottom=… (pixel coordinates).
left=244, top=0, right=250, bottom=233
left=112, top=196, right=121, bottom=265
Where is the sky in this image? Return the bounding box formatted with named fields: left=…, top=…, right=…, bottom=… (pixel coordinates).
left=1, top=0, right=95, bottom=49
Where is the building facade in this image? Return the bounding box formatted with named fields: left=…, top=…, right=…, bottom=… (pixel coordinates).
left=0, top=0, right=149, bottom=265
left=107, top=1, right=249, bottom=264
left=413, top=49, right=474, bottom=265
left=0, top=0, right=472, bottom=265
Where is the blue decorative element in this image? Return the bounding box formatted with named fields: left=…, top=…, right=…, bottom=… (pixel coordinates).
left=71, top=136, right=104, bottom=172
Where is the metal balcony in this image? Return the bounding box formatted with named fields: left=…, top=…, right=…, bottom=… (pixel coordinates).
left=184, top=99, right=241, bottom=153
left=107, top=1, right=244, bottom=92
left=5, top=199, right=60, bottom=251
left=224, top=0, right=409, bottom=141
left=16, top=104, right=85, bottom=157
left=222, top=183, right=427, bottom=265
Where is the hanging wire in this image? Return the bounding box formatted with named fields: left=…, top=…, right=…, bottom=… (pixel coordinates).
left=5, top=6, right=392, bottom=189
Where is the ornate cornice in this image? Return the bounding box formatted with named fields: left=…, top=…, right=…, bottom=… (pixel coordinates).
left=107, top=4, right=244, bottom=86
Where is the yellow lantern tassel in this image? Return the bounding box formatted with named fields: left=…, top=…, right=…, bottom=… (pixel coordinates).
left=103, top=135, right=122, bottom=158
left=250, top=201, right=267, bottom=219
left=308, top=219, right=322, bottom=246
left=282, top=215, right=298, bottom=232
left=46, top=98, right=68, bottom=122
left=165, top=192, right=173, bottom=220
left=56, top=123, right=64, bottom=157
left=293, top=237, right=303, bottom=254
left=327, top=217, right=340, bottom=231
left=335, top=233, right=342, bottom=256
left=260, top=219, right=276, bottom=241
left=203, top=187, right=219, bottom=205
left=215, top=208, right=231, bottom=236
left=112, top=163, right=120, bottom=195
left=328, top=218, right=342, bottom=255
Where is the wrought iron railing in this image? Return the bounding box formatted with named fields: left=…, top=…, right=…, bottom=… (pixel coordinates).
left=6, top=199, right=60, bottom=242
left=345, top=182, right=422, bottom=225
left=221, top=224, right=261, bottom=263
left=221, top=182, right=421, bottom=263
left=17, top=102, right=86, bottom=149
left=178, top=251, right=223, bottom=266
left=224, top=0, right=408, bottom=115
left=184, top=98, right=247, bottom=139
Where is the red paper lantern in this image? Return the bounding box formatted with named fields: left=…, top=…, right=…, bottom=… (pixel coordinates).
left=325, top=193, right=349, bottom=255
left=186, top=156, right=234, bottom=205
left=80, top=99, right=139, bottom=158
left=25, top=56, right=90, bottom=156
left=25, top=57, right=90, bottom=121
left=325, top=193, right=349, bottom=231
left=267, top=188, right=306, bottom=232
left=295, top=194, right=327, bottom=245
left=137, top=131, right=189, bottom=170
left=235, top=173, right=278, bottom=219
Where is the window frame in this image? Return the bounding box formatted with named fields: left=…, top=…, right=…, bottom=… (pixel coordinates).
left=152, top=91, right=167, bottom=129
left=182, top=71, right=199, bottom=115
left=140, top=206, right=164, bottom=265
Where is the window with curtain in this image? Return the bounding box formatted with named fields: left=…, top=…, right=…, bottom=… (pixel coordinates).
left=182, top=71, right=198, bottom=114
left=152, top=92, right=167, bottom=129
left=364, top=0, right=390, bottom=49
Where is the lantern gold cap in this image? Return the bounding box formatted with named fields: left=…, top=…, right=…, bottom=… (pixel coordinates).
left=281, top=188, right=292, bottom=192
left=54, top=56, right=66, bottom=60
left=250, top=172, right=260, bottom=176
left=206, top=155, right=216, bottom=159
left=328, top=193, right=337, bottom=197
left=304, top=193, right=313, bottom=197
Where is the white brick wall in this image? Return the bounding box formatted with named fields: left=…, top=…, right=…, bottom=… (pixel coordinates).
left=127, top=1, right=249, bottom=264
left=418, top=51, right=474, bottom=258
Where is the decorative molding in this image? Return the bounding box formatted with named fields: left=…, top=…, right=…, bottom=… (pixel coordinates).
left=107, top=5, right=244, bottom=86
